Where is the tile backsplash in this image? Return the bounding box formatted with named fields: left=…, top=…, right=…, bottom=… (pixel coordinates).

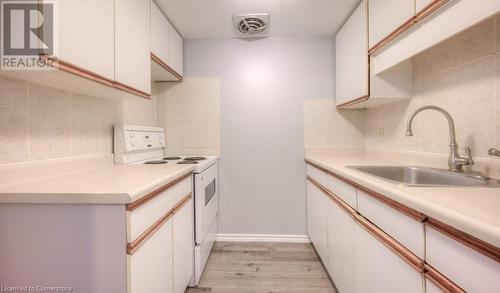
left=365, top=14, right=500, bottom=159
left=303, top=99, right=364, bottom=147
left=0, top=76, right=156, bottom=165
left=156, top=78, right=221, bottom=156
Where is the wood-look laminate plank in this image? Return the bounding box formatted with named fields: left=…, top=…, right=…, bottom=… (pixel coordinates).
left=186, top=242, right=337, bottom=293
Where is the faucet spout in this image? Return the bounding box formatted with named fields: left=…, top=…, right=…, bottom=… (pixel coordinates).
left=405, top=105, right=472, bottom=172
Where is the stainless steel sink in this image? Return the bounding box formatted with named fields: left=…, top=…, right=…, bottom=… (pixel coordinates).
left=346, top=166, right=500, bottom=187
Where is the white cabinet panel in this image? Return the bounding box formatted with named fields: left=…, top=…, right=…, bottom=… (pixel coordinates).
left=306, top=164, right=328, bottom=188
left=168, top=22, right=184, bottom=76
left=368, top=0, right=415, bottom=48
left=354, top=223, right=423, bottom=293
left=128, top=177, right=191, bottom=242
left=335, top=0, right=368, bottom=106
left=173, top=199, right=194, bottom=293
left=129, top=219, right=173, bottom=293
left=151, top=1, right=169, bottom=64
left=416, top=0, right=434, bottom=13
left=326, top=174, right=357, bottom=209
left=426, top=226, right=500, bottom=293
left=58, top=0, right=114, bottom=80
left=327, top=199, right=356, bottom=293
left=306, top=181, right=328, bottom=264
left=115, top=0, right=151, bottom=93
left=372, top=0, right=500, bottom=74
left=357, top=189, right=425, bottom=258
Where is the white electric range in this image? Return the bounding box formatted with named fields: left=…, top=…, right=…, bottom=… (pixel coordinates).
left=114, top=124, right=218, bottom=287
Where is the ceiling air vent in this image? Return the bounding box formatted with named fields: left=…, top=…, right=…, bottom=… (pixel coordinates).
left=233, top=14, right=270, bottom=37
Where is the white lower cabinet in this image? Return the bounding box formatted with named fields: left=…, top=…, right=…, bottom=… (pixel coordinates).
left=306, top=181, right=328, bottom=265
left=173, top=198, right=194, bottom=293
left=327, top=199, right=356, bottom=293
left=426, top=226, right=500, bottom=293
left=354, top=223, right=423, bottom=293
left=129, top=219, right=174, bottom=293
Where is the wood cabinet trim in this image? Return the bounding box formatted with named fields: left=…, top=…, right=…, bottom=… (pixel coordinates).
left=307, top=175, right=424, bottom=272
left=336, top=95, right=369, bottom=109
left=41, top=55, right=152, bottom=99
left=307, top=176, right=356, bottom=218
left=150, top=52, right=183, bottom=81
left=368, top=0, right=450, bottom=55
left=305, top=160, right=500, bottom=262
left=424, top=264, right=466, bottom=293
left=426, top=218, right=500, bottom=263
left=354, top=212, right=424, bottom=272
left=126, top=171, right=192, bottom=212
left=127, top=193, right=192, bottom=255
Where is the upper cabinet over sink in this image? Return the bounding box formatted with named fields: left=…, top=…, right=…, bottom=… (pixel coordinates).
left=335, top=0, right=412, bottom=109
left=336, top=0, right=500, bottom=109
left=151, top=1, right=184, bottom=81
left=368, top=0, right=414, bottom=49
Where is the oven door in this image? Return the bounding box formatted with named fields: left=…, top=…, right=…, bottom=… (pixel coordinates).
left=194, top=162, right=218, bottom=244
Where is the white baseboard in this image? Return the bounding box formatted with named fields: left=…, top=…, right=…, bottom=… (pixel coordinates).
left=215, top=233, right=311, bottom=243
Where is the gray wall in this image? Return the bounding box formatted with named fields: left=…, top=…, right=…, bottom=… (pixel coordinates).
left=185, top=37, right=335, bottom=235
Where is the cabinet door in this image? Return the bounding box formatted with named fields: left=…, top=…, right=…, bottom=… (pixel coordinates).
left=426, top=226, right=500, bottom=292
left=173, top=198, right=194, bottom=293
left=416, top=0, right=434, bottom=13
left=129, top=219, right=173, bottom=293
left=368, top=0, right=414, bottom=48
left=151, top=0, right=169, bottom=64
left=58, top=0, right=114, bottom=80
left=327, top=199, right=355, bottom=293
left=168, top=23, right=184, bottom=76
left=354, top=223, right=423, bottom=293
left=335, top=0, right=368, bottom=106
left=306, top=181, right=328, bottom=265
left=115, top=0, right=151, bottom=93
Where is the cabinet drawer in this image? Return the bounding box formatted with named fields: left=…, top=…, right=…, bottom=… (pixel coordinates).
left=357, top=189, right=424, bottom=258
left=306, top=164, right=328, bottom=188
left=426, top=226, right=500, bottom=292
left=326, top=174, right=357, bottom=209
left=128, top=176, right=192, bottom=242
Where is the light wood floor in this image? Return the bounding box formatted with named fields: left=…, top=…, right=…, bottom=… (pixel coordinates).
left=186, top=242, right=337, bottom=293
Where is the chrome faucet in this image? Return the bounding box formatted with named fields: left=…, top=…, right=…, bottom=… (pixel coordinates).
left=405, top=105, right=473, bottom=173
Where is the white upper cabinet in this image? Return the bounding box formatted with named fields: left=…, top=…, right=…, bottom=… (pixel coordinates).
left=368, top=0, right=415, bottom=49
left=150, top=1, right=183, bottom=81
left=168, top=23, right=184, bottom=77
left=151, top=1, right=169, bottom=65
left=58, top=0, right=115, bottom=80
left=335, top=0, right=369, bottom=107
left=115, top=0, right=151, bottom=94
left=415, top=0, right=434, bottom=13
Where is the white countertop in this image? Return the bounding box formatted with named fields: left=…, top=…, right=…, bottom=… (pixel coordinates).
left=0, top=154, right=194, bottom=204
left=305, top=147, right=500, bottom=248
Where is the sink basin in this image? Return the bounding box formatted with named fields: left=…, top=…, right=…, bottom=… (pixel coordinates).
left=346, top=166, right=500, bottom=187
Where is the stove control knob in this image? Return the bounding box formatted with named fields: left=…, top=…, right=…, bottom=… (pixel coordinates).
left=128, top=132, right=134, bottom=138
left=130, top=140, right=136, bottom=147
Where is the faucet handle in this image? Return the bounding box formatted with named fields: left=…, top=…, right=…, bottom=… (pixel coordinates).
left=464, top=146, right=474, bottom=165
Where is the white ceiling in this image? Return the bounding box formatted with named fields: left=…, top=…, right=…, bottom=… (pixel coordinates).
left=155, top=0, right=360, bottom=39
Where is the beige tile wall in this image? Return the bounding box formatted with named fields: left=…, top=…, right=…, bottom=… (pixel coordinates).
left=304, top=99, right=364, bottom=147
left=0, top=76, right=156, bottom=165
left=365, top=14, right=500, bottom=159
left=156, top=78, right=221, bottom=156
